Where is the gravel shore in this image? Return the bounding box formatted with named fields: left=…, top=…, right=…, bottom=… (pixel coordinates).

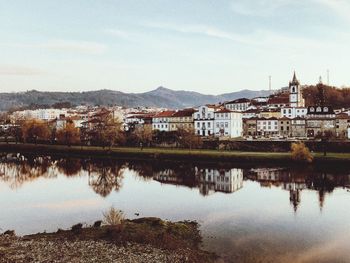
left=0, top=234, right=193, bottom=263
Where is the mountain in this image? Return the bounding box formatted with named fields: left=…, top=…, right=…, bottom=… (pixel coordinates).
left=0, top=87, right=272, bottom=111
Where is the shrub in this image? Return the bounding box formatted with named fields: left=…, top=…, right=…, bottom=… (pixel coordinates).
left=103, top=207, right=125, bottom=226
left=291, top=142, right=313, bottom=163
left=93, top=220, right=102, bottom=228
left=71, top=223, right=83, bottom=234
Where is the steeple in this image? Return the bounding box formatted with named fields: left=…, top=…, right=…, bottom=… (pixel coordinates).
left=290, top=71, right=300, bottom=85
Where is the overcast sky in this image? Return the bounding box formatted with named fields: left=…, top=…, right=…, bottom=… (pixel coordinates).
left=0, top=0, right=350, bottom=94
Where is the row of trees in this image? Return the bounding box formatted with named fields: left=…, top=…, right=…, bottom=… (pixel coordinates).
left=4, top=118, right=203, bottom=149
left=303, top=84, right=350, bottom=108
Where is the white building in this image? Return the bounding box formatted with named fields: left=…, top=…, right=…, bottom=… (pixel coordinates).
left=224, top=98, right=250, bottom=112
left=256, top=117, right=279, bottom=136
left=194, top=105, right=217, bottom=136
left=281, top=107, right=307, bottom=118
left=152, top=110, right=175, bottom=132
left=11, top=109, right=67, bottom=122
left=214, top=109, right=243, bottom=138
left=196, top=167, right=243, bottom=195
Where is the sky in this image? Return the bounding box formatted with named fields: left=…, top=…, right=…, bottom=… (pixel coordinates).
left=0, top=0, right=350, bottom=94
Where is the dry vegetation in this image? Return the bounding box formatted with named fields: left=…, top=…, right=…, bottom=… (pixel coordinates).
left=291, top=142, right=313, bottom=163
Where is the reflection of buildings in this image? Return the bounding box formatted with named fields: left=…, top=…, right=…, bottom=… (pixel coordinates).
left=196, top=168, right=243, bottom=195
left=251, top=168, right=284, bottom=187
left=249, top=168, right=308, bottom=212
left=153, top=167, right=243, bottom=196
left=284, top=181, right=307, bottom=212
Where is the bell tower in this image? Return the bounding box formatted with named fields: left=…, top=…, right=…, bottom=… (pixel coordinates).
left=289, top=71, right=304, bottom=107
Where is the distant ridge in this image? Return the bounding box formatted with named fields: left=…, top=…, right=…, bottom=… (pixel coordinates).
left=0, top=87, right=272, bottom=111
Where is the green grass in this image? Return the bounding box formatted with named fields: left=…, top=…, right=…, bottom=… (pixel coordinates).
left=1, top=143, right=350, bottom=163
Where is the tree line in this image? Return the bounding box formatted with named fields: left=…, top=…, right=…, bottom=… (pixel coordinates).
left=0, top=116, right=203, bottom=149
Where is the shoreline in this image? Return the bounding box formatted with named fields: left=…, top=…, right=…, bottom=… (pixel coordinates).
left=1, top=143, right=350, bottom=165
left=0, top=217, right=216, bottom=263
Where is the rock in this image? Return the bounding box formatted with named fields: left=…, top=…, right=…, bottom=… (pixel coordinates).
left=3, top=230, right=15, bottom=236
left=71, top=223, right=83, bottom=234
left=93, top=220, right=102, bottom=228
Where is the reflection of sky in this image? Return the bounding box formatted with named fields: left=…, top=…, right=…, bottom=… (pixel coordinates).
left=0, top=168, right=350, bottom=262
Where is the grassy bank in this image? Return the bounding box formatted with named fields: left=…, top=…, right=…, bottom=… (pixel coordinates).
left=1, top=143, right=350, bottom=165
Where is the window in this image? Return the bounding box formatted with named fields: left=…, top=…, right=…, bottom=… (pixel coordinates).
left=225, top=122, right=228, bottom=128
left=216, top=123, right=219, bottom=128
left=208, top=122, right=211, bottom=127
left=197, top=122, right=200, bottom=127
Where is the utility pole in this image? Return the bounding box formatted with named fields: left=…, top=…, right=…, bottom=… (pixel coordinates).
left=327, top=69, right=330, bottom=86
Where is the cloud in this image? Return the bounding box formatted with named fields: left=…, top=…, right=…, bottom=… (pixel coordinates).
left=230, top=0, right=291, bottom=17
left=3, top=40, right=107, bottom=55
left=40, top=40, right=107, bottom=54
left=144, top=22, right=252, bottom=44
left=143, top=21, right=340, bottom=52
left=314, top=0, right=350, bottom=23
left=0, top=65, right=44, bottom=75
left=103, top=28, right=130, bottom=39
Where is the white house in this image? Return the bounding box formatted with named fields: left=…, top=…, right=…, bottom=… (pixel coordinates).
left=224, top=98, right=250, bottom=112
left=152, top=110, right=175, bottom=132
left=196, top=167, right=243, bottom=195
left=281, top=107, right=307, bottom=118
left=256, top=117, right=279, bottom=136
left=193, top=105, right=217, bottom=136
left=214, top=108, right=243, bottom=138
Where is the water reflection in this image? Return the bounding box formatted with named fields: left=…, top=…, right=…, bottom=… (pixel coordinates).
left=1, top=153, right=350, bottom=262
left=247, top=167, right=350, bottom=211
left=1, top=153, right=349, bottom=213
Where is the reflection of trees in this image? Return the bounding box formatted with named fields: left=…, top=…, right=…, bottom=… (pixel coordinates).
left=128, top=161, right=154, bottom=181
left=56, top=158, right=82, bottom=176
left=0, top=154, right=56, bottom=189
left=87, top=160, right=125, bottom=197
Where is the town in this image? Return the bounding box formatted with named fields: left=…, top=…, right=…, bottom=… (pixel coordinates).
left=0, top=72, right=349, bottom=146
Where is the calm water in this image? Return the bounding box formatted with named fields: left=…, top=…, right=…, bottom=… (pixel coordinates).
left=0, top=153, right=350, bottom=263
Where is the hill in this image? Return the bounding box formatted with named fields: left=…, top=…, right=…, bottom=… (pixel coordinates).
left=0, top=87, right=271, bottom=111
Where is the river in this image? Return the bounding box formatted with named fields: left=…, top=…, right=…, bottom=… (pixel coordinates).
left=0, top=153, right=349, bottom=262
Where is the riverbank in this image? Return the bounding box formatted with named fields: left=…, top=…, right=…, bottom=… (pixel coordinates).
left=1, top=143, right=350, bottom=165
left=0, top=217, right=216, bottom=263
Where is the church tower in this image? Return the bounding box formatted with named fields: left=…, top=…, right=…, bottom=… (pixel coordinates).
left=289, top=72, right=305, bottom=107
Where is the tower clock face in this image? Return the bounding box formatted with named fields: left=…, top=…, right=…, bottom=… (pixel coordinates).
left=290, top=94, right=297, bottom=102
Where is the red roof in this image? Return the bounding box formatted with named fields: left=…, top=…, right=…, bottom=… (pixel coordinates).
left=154, top=110, right=176, bottom=117
left=268, top=97, right=289, bottom=104
left=336, top=113, right=350, bottom=119
left=172, top=109, right=195, bottom=117
left=225, top=98, right=250, bottom=104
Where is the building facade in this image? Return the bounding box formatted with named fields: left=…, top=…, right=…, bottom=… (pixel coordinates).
left=224, top=98, right=250, bottom=112
left=152, top=111, right=176, bottom=132
left=194, top=105, right=217, bottom=136
left=169, top=109, right=195, bottom=131
left=213, top=109, right=243, bottom=138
